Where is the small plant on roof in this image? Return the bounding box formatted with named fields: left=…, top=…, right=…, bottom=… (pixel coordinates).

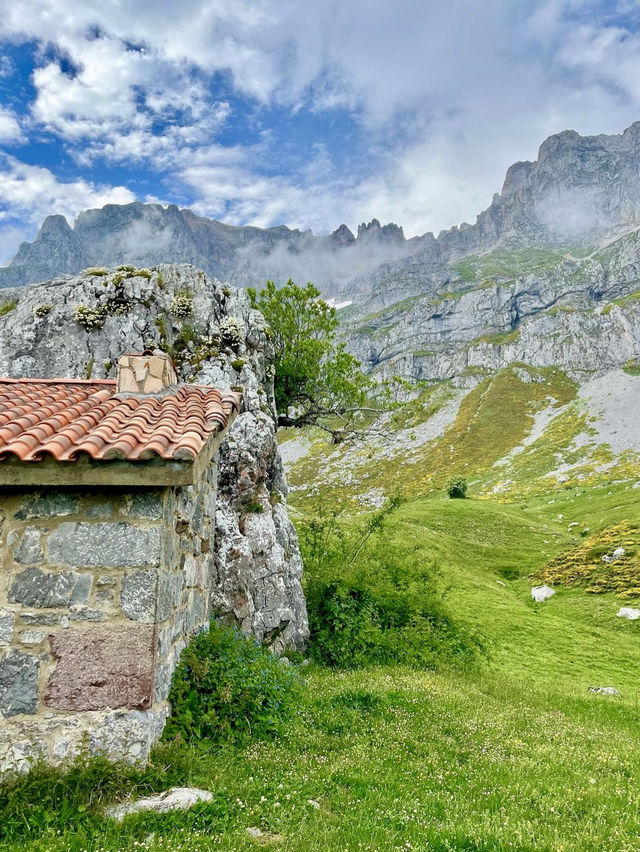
left=446, top=476, right=468, bottom=499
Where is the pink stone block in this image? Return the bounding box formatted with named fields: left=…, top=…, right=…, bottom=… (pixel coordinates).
left=45, top=626, right=155, bottom=711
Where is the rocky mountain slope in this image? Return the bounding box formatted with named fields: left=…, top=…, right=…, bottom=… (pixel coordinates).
left=344, top=232, right=640, bottom=383
left=0, top=205, right=418, bottom=296
left=0, top=264, right=309, bottom=651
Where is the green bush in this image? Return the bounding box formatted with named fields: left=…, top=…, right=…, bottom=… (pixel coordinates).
left=446, top=476, right=468, bottom=499
left=301, top=499, right=482, bottom=670
left=163, top=623, right=303, bottom=744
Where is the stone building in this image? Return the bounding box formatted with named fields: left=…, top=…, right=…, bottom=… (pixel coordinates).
left=0, top=351, right=241, bottom=773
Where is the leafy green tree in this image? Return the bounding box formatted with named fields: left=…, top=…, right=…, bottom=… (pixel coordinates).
left=248, top=279, right=377, bottom=439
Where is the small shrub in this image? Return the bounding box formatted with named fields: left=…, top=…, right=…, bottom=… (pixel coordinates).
left=163, top=622, right=303, bottom=744
left=116, top=264, right=136, bottom=273
left=73, top=304, right=107, bottom=331
left=0, top=299, right=17, bottom=316
left=622, top=359, right=640, bottom=377
left=189, top=334, right=220, bottom=372
left=170, top=290, right=194, bottom=318
left=446, top=476, right=468, bottom=499
left=301, top=499, right=483, bottom=670
left=34, top=304, right=51, bottom=317
left=83, top=267, right=108, bottom=276
left=104, top=278, right=132, bottom=315
left=219, top=315, right=245, bottom=349
left=154, top=314, right=167, bottom=340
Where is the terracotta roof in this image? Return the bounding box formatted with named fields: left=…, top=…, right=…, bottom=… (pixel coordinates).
left=0, top=378, right=240, bottom=463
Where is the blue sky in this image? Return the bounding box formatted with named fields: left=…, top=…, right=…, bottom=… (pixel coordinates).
left=0, top=0, right=639, bottom=262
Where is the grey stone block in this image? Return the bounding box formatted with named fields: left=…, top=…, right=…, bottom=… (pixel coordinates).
left=86, top=502, right=113, bottom=519
left=70, top=574, right=93, bottom=605
left=121, top=570, right=157, bottom=623
left=15, top=492, right=79, bottom=520
left=9, top=568, right=76, bottom=608
left=185, top=591, right=206, bottom=633
left=69, top=609, right=105, bottom=622
left=0, top=650, right=39, bottom=716
left=48, top=523, right=162, bottom=568
left=96, top=587, right=115, bottom=604
left=158, top=612, right=186, bottom=658
left=19, top=630, right=46, bottom=645
left=0, top=613, right=14, bottom=644
left=156, top=571, right=184, bottom=622
left=123, top=492, right=164, bottom=520
left=14, top=529, right=44, bottom=564
left=20, top=612, right=62, bottom=625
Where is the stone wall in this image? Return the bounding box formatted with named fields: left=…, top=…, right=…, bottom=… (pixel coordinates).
left=0, top=465, right=222, bottom=774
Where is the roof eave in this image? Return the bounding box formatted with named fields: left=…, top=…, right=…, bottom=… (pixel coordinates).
left=0, top=454, right=196, bottom=488
left=0, top=392, right=240, bottom=488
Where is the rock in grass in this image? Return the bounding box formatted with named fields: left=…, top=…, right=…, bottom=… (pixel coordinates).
left=106, top=787, right=213, bottom=820
left=588, top=686, right=621, bottom=696
left=617, top=607, right=640, bottom=620
left=246, top=826, right=285, bottom=843
left=602, top=547, right=625, bottom=564
left=531, top=585, right=555, bottom=602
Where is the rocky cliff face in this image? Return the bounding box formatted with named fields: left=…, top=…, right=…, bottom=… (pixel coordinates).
left=345, top=230, right=640, bottom=384
left=339, top=122, right=640, bottom=385
left=4, top=123, right=640, bottom=392
left=5, top=122, right=639, bottom=301
left=0, top=264, right=308, bottom=651
left=344, top=122, right=640, bottom=304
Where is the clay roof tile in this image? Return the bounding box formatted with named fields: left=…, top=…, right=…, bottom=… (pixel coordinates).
left=0, top=378, right=240, bottom=465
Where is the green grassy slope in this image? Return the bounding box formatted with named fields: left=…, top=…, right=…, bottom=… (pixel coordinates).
left=393, top=487, right=640, bottom=695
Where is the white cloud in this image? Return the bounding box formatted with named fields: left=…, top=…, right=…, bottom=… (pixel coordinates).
left=0, top=154, right=135, bottom=227
left=0, top=106, right=23, bottom=143
left=0, top=0, right=640, bottom=241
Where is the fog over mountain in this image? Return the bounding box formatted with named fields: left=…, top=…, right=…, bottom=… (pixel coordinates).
left=0, top=204, right=421, bottom=296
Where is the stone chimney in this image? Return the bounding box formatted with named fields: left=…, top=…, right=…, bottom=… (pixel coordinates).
left=116, top=350, right=179, bottom=394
